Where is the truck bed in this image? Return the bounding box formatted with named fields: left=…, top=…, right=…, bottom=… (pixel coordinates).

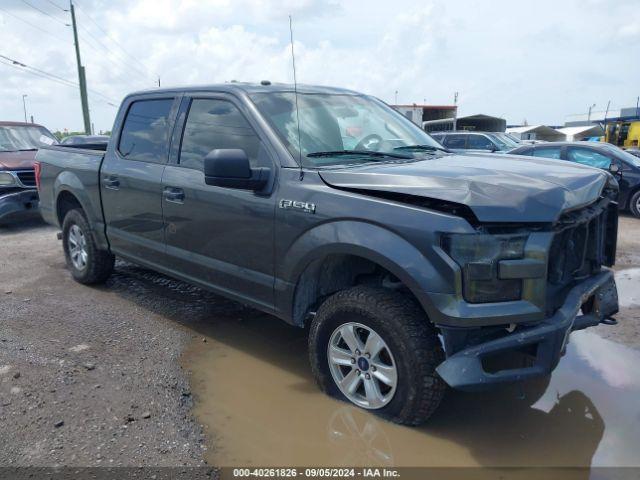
left=36, top=145, right=106, bottom=234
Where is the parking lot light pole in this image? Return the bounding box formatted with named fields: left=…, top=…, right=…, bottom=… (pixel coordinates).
left=22, top=95, right=28, bottom=123
left=588, top=103, right=596, bottom=123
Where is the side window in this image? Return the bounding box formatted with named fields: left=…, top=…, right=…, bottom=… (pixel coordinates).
left=118, top=99, right=173, bottom=163
left=566, top=147, right=612, bottom=169
left=179, top=99, right=261, bottom=170
left=467, top=135, right=494, bottom=150
left=443, top=135, right=467, bottom=149
left=533, top=147, right=562, bottom=159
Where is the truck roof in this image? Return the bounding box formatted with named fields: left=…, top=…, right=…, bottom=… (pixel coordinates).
left=127, top=82, right=363, bottom=98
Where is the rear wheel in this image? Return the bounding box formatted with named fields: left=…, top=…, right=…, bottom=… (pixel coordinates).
left=309, top=286, right=445, bottom=425
left=62, top=209, right=114, bottom=284
left=629, top=190, right=640, bottom=218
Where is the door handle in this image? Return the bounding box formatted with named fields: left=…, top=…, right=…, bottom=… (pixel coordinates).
left=163, top=187, right=185, bottom=203
left=103, top=176, right=120, bottom=190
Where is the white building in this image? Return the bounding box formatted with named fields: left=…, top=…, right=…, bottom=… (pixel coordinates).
left=506, top=125, right=564, bottom=142
left=557, top=125, right=604, bottom=141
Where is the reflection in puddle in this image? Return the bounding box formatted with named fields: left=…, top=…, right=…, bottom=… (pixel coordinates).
left=184, top=314, right=640, bottom=469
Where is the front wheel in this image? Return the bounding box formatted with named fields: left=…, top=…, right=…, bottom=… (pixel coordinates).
left=62, top=209, right=115, bottom=284
left=309, top=286, right=445, bottom=425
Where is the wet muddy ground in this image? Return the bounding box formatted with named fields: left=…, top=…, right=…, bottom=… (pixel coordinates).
left=186, top=322, right=640, bottom=468
left=1, top=214, right=639, bottom=471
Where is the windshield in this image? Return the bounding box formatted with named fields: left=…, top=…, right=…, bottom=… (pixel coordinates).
left=250, top=92, right=444, bottom=167
left=487, top=132, right=520, bottom=150
left=0, top=125, right=57, bottom=152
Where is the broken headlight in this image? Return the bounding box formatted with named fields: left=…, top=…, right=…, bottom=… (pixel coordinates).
left=442, top=233, right=528, bottom=303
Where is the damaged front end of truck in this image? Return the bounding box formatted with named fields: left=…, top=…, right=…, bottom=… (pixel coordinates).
left=436, top=185, right=619, bottom=390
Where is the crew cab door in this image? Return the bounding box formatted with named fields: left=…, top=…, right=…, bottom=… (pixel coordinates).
left=160, top=94, right=277, bottom=310
left=101, top=95, right=179, bottom=265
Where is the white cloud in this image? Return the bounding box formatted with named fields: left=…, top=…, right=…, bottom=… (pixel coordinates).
left=0, top=0, right=638, bottom=132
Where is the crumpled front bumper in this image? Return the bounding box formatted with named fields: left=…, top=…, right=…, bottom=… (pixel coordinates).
left=0, top=189, right=39, bottom=221
left=436, top=269, right=618, bottom=391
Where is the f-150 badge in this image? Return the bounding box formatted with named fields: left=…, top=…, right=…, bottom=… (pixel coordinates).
left=279, top=199, right=316, bottom=214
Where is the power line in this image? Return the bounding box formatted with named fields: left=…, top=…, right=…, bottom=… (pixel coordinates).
left=0, top=6, right=72, bottom=45
left=44, top=0, right=68, bottom=12
left=1, top=53, right=75, bottom=88
left=75, top=21, right=153, bottom=83
left=0, top=59, right=73, bottom=88
left=20, top=0, right=69, bottom=26
left=0, top=6, right=146, bottom=91
left=6, top=1, right=155, bottom=89
left=0, top=53, right=118, bottom=107
left=74, top=0, right=155, bottom=81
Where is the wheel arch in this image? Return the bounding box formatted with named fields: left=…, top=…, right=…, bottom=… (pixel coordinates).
left=53, top=171, right=110, bottom=251
left=277, top=221, right=452, bottom=327
left=56, top=189, right=84, bottom=226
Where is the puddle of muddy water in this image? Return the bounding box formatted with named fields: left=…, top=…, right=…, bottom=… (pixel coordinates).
left=183, top=313, right=640, bottom=469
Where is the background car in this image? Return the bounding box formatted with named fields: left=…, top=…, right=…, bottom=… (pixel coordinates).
left=0, top=121, right=58, bottom=223
left=60, top=134, right=110, bottom=146
left=510, top=141, right=640, bottom=217
left=430, top=131, right=520, bottom=153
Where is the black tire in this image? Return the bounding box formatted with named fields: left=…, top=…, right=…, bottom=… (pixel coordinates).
left=309, top=286, right=446, bottom=426
left=62, top=208, right=114, bottom=284
left=629, top=190, right=640, bottom=218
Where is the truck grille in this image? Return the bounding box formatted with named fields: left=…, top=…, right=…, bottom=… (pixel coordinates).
left=546, top=198, right=617, bottom=311
left=16, top=170, right=36, bottom=187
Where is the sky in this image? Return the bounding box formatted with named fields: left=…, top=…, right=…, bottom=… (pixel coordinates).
left=1, top=0, right=639, bottom=133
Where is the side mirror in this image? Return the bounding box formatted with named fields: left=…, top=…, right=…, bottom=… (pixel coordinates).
left=609, top=163, right=621, bottom=175
left=204, top=149, right=270, bottom=191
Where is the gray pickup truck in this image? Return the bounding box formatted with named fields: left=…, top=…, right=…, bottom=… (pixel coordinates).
left=36, top=83, right=619, bottom=425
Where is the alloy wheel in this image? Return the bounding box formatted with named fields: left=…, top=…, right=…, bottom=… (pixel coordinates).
left=327, top=322, right=398, bottom=409
left=68, top=224, right=88, bottom=271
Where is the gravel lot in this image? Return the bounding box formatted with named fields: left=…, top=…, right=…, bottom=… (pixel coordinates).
left=0, top=219, right=211, bottom=469
left=0, top=214, right=639, bottom=468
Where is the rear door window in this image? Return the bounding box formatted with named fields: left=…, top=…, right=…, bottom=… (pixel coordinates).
left=118, top=99, right=174, bottom=163
left=443, top=135, right=467, bottom=149
left=566, top=147, right=612, bottom=169
left=532, top=147, right=562, bottom=159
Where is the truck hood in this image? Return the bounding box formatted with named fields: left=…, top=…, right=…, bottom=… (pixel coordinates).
left=318, top=153, right=609, bottom=223
left=0, top=150, right=37, bottom=171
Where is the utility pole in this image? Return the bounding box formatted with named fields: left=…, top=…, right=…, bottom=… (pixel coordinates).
left=22, top=94, right=28, bottom=123
left=70, top=1, right=91, bottom=134
left=158, top=76, right=161, bottom=87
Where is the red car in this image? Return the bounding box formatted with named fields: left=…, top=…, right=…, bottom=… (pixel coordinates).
left=0, top=121, right=58, bottom=223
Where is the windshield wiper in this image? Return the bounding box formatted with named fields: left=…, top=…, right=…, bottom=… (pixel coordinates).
left=393, top=144, right=451, bottom=153
left=307, top=150, right=412, bottom=159
left=17, top=148, right=38, bottom=151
